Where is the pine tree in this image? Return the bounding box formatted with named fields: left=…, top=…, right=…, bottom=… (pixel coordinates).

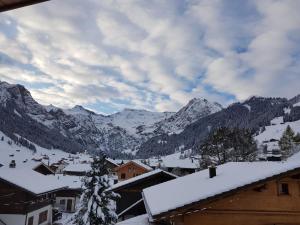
left=197, top=127, right=257, bottom=166
left=279, top=125, right=295, bottom=160
left=294, top=133, right=300, bottom=144
left=75, top=153, right=119, bottom=225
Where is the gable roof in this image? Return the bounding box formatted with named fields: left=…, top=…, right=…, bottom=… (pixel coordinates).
left=143, top=161, right=300, bottom=221
left=106, top=158, right=119, bottom=167
left=53, top=174, right=83, bottom=190
left=115, top=160, right=153, bottom=172
left=0, top=0, right=49, bottom=12
left=0, top=168, right=66, bottom=195
left=63, top=163, right=91, bottom=173
left=108, top=169, right=177, bottom=192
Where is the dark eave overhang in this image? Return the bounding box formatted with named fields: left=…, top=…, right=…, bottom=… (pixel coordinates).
left=0, top=0, right=49, bottom=12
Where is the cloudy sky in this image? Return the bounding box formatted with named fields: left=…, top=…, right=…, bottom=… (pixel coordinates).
left=0, top=0, right=299, bottom=114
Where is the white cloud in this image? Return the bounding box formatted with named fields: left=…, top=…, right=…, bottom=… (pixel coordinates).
left=0, top=0, right=299, bottom=113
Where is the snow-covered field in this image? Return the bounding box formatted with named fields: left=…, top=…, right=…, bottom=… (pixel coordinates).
left=255, top=117, right=300, bottom=143
left=0, top=131, right=92, bottom=169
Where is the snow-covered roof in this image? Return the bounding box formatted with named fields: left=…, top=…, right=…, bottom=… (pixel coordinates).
left=143, top=161, right=300, bottom=220
left=63, top=163, right=91, bottom=172
left=108, top=169, right=177, bottom=191
left=106, top=158, right=119, bottom=167
left=116, top=160, right=152, bottom=171
left=132, top=160, right=153, bottom=171
left=0, top=168, right=66, bottom=195
left=116, top=214, right=149, bottom=225
left=52, top=174, right=83, bottom=190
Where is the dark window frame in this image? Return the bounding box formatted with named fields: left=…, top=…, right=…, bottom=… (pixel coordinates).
left=278, top=182, right=289, bottom=195
left=27, top=216, right=34, bottom=225
left=38, top=210, right=48, bottom=224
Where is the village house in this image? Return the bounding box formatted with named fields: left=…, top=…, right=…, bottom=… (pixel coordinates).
left=31, top=162, right=55, bottom=175
left=0, top=168, right=66, bottom=225
left=50, top=160, right=69, bottom=174
left=114, top=160, right=153, bottom=181
left=108, top=169, right=177, bottom=221
left=140, top=161, right=300, bottom=225
left=105, top=158, right=119, bottom=174
left=53, top=175, right=82, bottom=213
left=63, top=163, right=91, bottom=176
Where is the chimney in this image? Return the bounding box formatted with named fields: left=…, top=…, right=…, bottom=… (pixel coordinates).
left=209, top=165, right=216, bottom=178
left=9, top=160, right=16, bottom=168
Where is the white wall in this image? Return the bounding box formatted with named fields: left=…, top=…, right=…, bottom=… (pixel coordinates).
left=26, top=204, right=52, bottom=225
left=0, top=214, right=26, bottom=225
left=55, top=197, right=76, bottom=212
left=0, top=205, right=52, bottom=225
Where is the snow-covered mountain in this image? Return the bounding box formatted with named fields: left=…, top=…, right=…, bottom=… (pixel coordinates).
left=138, top=96, right=300, bottom=157
left=0, top=81, right=221, bottom=156
left=154, top=98, right=222, bottom=134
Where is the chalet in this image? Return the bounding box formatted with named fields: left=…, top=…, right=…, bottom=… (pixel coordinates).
left=53, top=175, right=82, bottom=213
left=32, top=162, right=55, bottom=175
left=147, top=154, right=200, bottom=177
left=105, top=158, right=119, bottom=173
left=0, top=168, right=66, bottom=225
left=141, top=161, right=300, bottom=225
left=50, top=160, right=69, bottom=174
left=108, top=169, right=177, bottom=221
left=114, top=160, right=153, bottom=181
left=63, top=163, right=91, bottom=176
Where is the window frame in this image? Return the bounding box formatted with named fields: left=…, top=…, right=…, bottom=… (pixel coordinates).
left=38, top=210, right=48, bottom=224
left=278, top=182, right=290, bottom=196
left=27, top=216, right=34, bottom=225
left=121, top=173, right=126, bottom=179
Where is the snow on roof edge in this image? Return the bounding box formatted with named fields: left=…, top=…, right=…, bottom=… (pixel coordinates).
left=143, top=161, right=300, bottom=219
left=108, top=169, right=177, bottom=191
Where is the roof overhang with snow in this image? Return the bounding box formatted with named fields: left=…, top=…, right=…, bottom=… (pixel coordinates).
left=143, top=162, right=300, bottom=222
left=0, top=0, right=49, bottom=12
left=109, top=169, right=177, bottom=192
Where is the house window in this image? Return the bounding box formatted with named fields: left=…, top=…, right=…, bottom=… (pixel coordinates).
left=38, top=210, right=48, bottom=224
left=279, top=183, right=289, bottom=195
left=121, top=173, right=126, bottom=179
left=60, top=199, right=66, bottom=205
left=27, top=216, right=34, bottom=225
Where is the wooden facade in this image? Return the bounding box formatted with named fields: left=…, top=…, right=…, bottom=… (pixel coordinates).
left=0, top=179, right=55, bottom=214
left=153, top=169, right=300, bottom=225
left=33, top=163, right=55, bottom=175
left=114, top=161, right=151, bottom=181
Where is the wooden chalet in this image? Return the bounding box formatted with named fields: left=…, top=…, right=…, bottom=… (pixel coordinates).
left=0, top=168, right=66, bottom=225
left=142, top=161, right=300, bottom=225
left=0, top=0, right=49, bottom=12
left=108, top=169, right=177, bottom=221
left=114, top=160, right=153, bottom=181
left=105, top=158, right=119, bottom=173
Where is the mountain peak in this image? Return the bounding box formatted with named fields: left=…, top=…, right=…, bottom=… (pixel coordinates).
left=67, top=105, right=96, bottom=115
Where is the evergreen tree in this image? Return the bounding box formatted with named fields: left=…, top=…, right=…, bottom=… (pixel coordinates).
left=294, top=133, right=300, bottom=144
left=197, top=127, right=257, bottom=167
left=75, top=153, right=119, bottom=225
left=279, top=125, right=296, bottom=160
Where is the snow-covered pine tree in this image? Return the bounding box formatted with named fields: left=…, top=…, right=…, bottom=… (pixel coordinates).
left=75, top=153, right=119, bottom=225
left=279, top=125, right=295, bottom=160
left=294, top=133, right=300, bottom=145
